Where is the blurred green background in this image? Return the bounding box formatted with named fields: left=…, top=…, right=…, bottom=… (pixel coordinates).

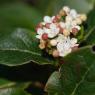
left=0, top=0, right=95, bottom=95
left=0, top=0, right=95, bottom=31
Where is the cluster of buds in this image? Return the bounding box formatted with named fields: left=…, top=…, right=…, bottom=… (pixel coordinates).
left=36, top=6, right=87, bottom=57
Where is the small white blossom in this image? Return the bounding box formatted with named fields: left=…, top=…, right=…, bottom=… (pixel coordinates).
left=57, top=37, right=78, bottom=57
left=63, top=6, right=70, bottom=14
left=65, top=21, right=81, bottom=33
left=65, top=16, right=73, bottom=22
left=59, top=22, right=66, bottom=28
left=36, top=23, right=60, bottom=39
left=47, top=23, right=60, bottom=38
left=44, top=16, right=52, bottom=23
left=70, top=38, right=79, bottom=47
left=43, top=16, right=55, bottom=23
left=75, top=18, right=82, bottom=25
left=65, top=21, right=72, bottom=30
left=57, top=41, right=72, bottom=57
left=80, top=14, right=87, bottom=21
left=57, top=34, right=67, bottom=43
left=36, top=28, right=44, bottom=39
left=72, top=20, right=77, bottom=26
left=69, top=9, right=78, bottom=19
left=73, top=25, right=81, bottom=30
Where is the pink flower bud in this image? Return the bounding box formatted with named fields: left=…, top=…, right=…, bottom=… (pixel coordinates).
left=42, top=33, right=48, bottom=40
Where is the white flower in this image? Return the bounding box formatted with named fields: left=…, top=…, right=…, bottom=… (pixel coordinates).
left=74, top=25, right=81, bottom=30
left=65, top=21, right=81, bottom=33
left=63, top=6, right=70, bottom=14
left=57, top=40, right=72, bottom=57
left=36, top=23, right=60, bottom=39
left=69, top=9, right=78, bottom=19
left=59, top=22, right=65, bottom=28
left=71, top=20, right=78, bottom=26
left=44, top=16, right=52, bottom=23
left=65, top=16, right=73, bottom=22
left=65, top=21, right=72, bottom=30
left=79, top=14, right=87, bottom=21
left=57, top=34, right=67, bottom=43
left=70, top=38, right=79, bottom=47
left=57, top=37, right=78, bottom=57
left=36, top=28, right=51, bottom=39
left=43, top=16, right=55, bottom=23
left=36, top=28, right=44, bottom=39
left=46, top=23, right=60, bottom=38
left=75, top=18, right=82, bottom=25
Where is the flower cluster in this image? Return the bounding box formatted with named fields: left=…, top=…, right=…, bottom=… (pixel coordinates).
left=36, top=6, right=87, bottom=57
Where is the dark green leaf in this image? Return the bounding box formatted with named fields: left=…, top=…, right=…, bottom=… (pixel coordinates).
left=45, top=46, right=95, bottom=95
left=45, top=72, right=64, bottom=95
left=0, top=28, right=57, bottom=66
left=0, top=79, right=31, bottom=95
left=83, top=27, right=95, bottom=45
left=86, top=7, right=95, bottom=30
left=0, top=88, right=30, bottom=95
left=0, top=78, right=15, bottom=88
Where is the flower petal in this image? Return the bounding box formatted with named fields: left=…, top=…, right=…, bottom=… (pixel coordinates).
left=44, top=16, right=52, bottom=23
left=37, top=28, right=44, bottom=35
left=70, top=9, right=78, bottom=19
left=36, top=35, right=41, bottom=39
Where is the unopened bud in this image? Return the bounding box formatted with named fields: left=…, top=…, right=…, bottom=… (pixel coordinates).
left=66, top=16, right=72, bottom=22
left=75, top=18, right=82, bottom=25
left=42, top=33, right=48, bottom=40
left=80, top=14, right=87, bottom=21
left=63, top=6, right=70, bottom=14
left=52, top=50, right=59, bottom=57
left=39, top=43, right=45, bottom=49
left=50, top=39, right=57, bottom=46
left=72, top=28, right=79, bottom=35
left=63, top=29, right=70, bottom=36
left=59, top=10, right=66, bottom=16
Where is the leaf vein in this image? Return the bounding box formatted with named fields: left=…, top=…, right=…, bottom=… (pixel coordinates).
left=71, top=63, right=95, bottom=95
